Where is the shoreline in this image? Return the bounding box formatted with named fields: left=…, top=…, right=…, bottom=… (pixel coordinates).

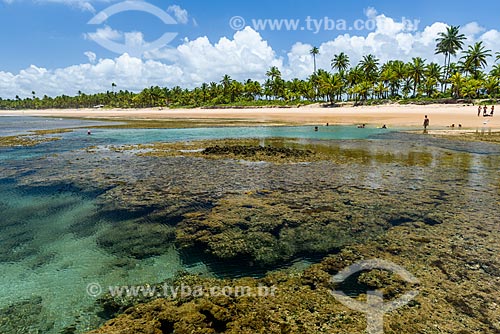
left=1, top=104, right=499, bottom=131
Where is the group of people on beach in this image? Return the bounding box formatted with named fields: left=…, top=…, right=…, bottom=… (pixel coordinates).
left=478, top=105, right=494, bottom=117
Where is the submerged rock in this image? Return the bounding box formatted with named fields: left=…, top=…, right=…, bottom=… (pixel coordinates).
left=97, top=219, right=176, bottom=259
left=0, top=296, right=55, bottom=333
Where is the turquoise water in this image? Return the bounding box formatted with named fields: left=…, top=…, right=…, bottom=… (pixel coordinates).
left=0, top=118, right=398, bottom=332
left=0, top=117, right=396, bottom=161
left=84, top=125, right=393, bottom=143
left=0, top=180, right=188, bottom=332
left=1, top=117, right=499, bottom=333
left=0, top=116, right=116, bottom=136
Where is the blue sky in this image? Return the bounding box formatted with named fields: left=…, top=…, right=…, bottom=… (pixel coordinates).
left=1, top=0, right=500, bottom=97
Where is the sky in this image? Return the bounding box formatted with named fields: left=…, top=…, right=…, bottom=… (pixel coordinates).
left=1, top=0, right=500, bottom=98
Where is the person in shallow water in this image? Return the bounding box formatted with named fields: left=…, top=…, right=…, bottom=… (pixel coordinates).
left=87, top=129, right=91, bottom=135
left=423, top=115, right=429, bottom=130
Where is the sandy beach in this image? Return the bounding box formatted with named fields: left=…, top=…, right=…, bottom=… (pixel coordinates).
left=2, top=103, right=499, bottom=130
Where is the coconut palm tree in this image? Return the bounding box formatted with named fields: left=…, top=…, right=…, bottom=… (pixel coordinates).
left=266, top=66, right=282, bottom=81
left=220, top=74, right=233, bottom=100
left=425, top=63, right=442, bottom=82
left=331, top=52, right=350, bottom=74
left=265, top=66, right=284, bottom=100
left=461, top=41, right=492, bottom=79
left=424, top=63, right=442, bottom=97
left=449, top=72, right=465, bottom=98
left=484, top=76, right=499, bottom=97
left=359, top=54, right=380, bottom=83
left=435, top=25, right=466, bottom=92
left=490, top=64, right=500, bottom=79
left=407, top=57, right=426, bottom=97
left=310, top=46, right=320, bottom=74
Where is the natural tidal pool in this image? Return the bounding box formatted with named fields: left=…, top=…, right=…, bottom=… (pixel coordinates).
left=0, top=117, right=499, bottom=333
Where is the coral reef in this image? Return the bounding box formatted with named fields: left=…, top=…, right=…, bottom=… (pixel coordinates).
left=2, top=134, right=499, bottom=333
left=97, top=219, right=176, bottom=259
left=0, top=134, right=61, bottom=147
left=0, top=296, right=55, bottom=333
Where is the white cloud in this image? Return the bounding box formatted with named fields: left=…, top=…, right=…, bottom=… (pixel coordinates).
left=462, top=22, right=485, bottom=39
left=2, top=10, right=500, bottom=99
left=0, top=54, right=183, bottom=98
left=0, top=28, right=280, bottom=97
left=84, top=25, right=122, bottom=42
left=167, top=4, right=188, bottom=24
left=84, top=51, right=97, bottom=63
left=175, top=27, right=282, bottom=83
left=288, top=14, right=451, bottom=77
left=364, top=7, right=378, bottom=19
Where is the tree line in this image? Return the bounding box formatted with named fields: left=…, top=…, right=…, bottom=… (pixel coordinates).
left=1, top=26, right=499, bottom=110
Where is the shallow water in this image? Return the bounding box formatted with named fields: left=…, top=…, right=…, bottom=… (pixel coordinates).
left=0, top=117, right=499, bottom=333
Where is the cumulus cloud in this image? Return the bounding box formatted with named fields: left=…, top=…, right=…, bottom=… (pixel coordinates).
left=175, top=27, right=282, bottom=83
left=2, top=10, right=500, bottom=98
left=85, top=25, right=122, bottom=42
left=0, top=28, right=281, bottom=98
left=167, top=4, right=189, bottom=24
left=0, top=54, right=183, bottom=98
left=84, top=51, right=97, bottom=64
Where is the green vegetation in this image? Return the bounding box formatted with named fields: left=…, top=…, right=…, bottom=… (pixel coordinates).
left=1, top=26, right=499, bottom=110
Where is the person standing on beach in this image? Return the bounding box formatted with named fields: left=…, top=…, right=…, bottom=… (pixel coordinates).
left=478, top=106, right=482, bottom=117
left=423, top=115, right=429, bottom=130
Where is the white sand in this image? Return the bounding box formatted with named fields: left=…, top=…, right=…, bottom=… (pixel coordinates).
left=2, top=103, right=499, bottom=130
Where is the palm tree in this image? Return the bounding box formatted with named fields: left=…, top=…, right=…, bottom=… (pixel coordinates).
left=490, top=64, right=500, bottom=79
left=484, top=76, right=499, bottom=97
left=407, top=57, right=426, bottom=97
left=424, top=63, right=442, bottom=97
left=220, top=74, right=233, bottom=101
left=346, top=66, right=364, bottom=98
left=461, top=41, right=492, bottom=79
left=265, top=66, right=284, bottom=100
left=198, top=83, right=207, bottom=102
left=425, top=63, right=442, bottom=82
left=310, top=46, right=320, bottom=74
left=318, top=72, right=343, bottom=103
left=449, top=72, right=464, bottom=98
left=288, top=78, right=305, bottom=100
left=331, top=52, right=350, bottom=74
left=435, top=25, right=466, bottom=92
left=266, top=66, right=281, bottom=81
left=359, top=54, right=380, bottom=82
